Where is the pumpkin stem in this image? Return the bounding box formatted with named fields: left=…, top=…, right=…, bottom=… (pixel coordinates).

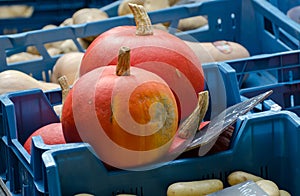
left=177, top=90, right=209, bottom=139
left=57, top=75, right=70, bottom=121
left=128, top=3, right=153, bottom=36
left=116, top=46, right=131, bottom=76
left=58, top=75, right=70, bottom=105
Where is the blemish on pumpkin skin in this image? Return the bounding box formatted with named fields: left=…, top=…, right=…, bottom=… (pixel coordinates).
left=175, top=69, right=181, bottom=78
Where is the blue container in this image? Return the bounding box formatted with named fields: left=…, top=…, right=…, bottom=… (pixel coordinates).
left=1, top=0, right=300, bottom=195
left=258, top=0, right=300, bottom=49
left=221, top=50, right=300, bottom=116
left=268, top=0, right=300, bottom=16
left=1, top=0, right=300, bottom=79
left=0, top=0, right=116, bottom=35
left=0, top=62, right=241, bottom=196
left=0, top=88, right=79, bottom=195
left=42, top=110, right=300, bottom=196
left=241, top=82, right=300, bottom=117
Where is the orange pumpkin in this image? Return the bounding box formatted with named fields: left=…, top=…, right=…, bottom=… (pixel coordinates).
left=61, top=47, right=178, bottom=169
left=23, top=123, right=66, bottom=154
left=79, top=3, right=204, bottom=122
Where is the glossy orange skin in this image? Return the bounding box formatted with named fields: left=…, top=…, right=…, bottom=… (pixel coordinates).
left=62, top=66, right=178, bottom=152
left=80, top=26, right=205, bottom=120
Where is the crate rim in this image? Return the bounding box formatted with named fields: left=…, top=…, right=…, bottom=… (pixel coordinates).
left=42, top=109, right=300, bottom=170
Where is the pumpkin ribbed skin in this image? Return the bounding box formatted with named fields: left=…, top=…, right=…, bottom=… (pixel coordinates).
left=62, top=62, right=178, bottom=168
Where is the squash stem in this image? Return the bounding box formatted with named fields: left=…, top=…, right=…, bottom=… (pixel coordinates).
left=58, top=75, right=70, bottom=105
left=116, top=46, right=131, bottom=76
left=57, top=75, right=70, bottom=121
left=128, top=3, right=153, bottom=36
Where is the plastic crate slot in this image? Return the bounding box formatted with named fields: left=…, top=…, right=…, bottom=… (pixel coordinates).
left=259, top=165, right=269, bottom=179
left=264, top=17, right=275, bottom=37
left=290, top=94, right=295, bottom=107
left=288, top=70, right=293, bottom=81
left=231, top=13, right=236, bottom=29
left=284, top=86, right=300, bottom=108
left=262, top=16, right=297, bottom=49
left=216, top=18, right=222, bottom=32
left=0, top=142, right=7, bottom=181
left=112, top=186, right=143, bottom=196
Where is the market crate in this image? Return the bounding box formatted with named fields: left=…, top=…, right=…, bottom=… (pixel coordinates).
left=268, top=0, right=300, bottom=14
left=2, top=0, right=300, bottom=76
left=0, top=0, right=116, bottom=35
left=0, top=62, right=241, bottom=196
left=1, top=0, right=299, bottom=195
left=267, top=0, right=300, bottom=49
left=0, top=88, right=78, bottom=195
left=220, top=50, right=300, bottom=116
left=42, top=110, right=300, bottom=196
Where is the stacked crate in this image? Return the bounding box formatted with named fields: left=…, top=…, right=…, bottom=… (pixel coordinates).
left=1, top=0, right=300, bottom=195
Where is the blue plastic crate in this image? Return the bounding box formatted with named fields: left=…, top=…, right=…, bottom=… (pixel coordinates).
left=267, top=0, right=300, bottom=49
left=0, top=88, right=80, bottom=195
left=0, top=0, right=116, bottom=35
left=0, top=62, right=241, bottom=196
left=1, top=0, right=300, bottom=195
left=267, top=0, right=300, bottom=17
left=2, top=0, right=300, bottom=79
left=220, top=50, right=300, bottom=116
left=41, top=110, right=300, bottom=196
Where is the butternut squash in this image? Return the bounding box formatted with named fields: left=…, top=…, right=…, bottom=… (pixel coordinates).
left=0, top=70, right=60, bottom=95
left=167, top=179, right=223, bottom=196
left=184, top=40, right=250, bottom=63
left=59, top=18, right=74, bottom=27
left=51, top=52, right=84, bottom=85
left=118, top=0, right=145, bottom=16
left=0, top=5, right=33, bottom=19
left=279, top=190, right=291, bottom=196
left=72, top=8, right=109, bottom=42
left=256, top=180, right=280, bottom=196
left=26, top=24, right=63, bottom=55
left=6, top=52, right=41, bottom=64
left=227, top=171, right=263, bottom=186
left=178, top=16, right=208, bottom=31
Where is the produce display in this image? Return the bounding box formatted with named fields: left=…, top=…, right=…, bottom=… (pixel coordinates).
left=167, top=171, right=291, bottom=196
left=23, top=76, right=70, bottom=154
left=74, top=171, right=291, bottom=195
left=80, top=3, right=205, bottom=122
left=61, top=46, right=180, bottom=168
left=0, top=0, right=294, bottom=196
left=4, top=0, right=251, bottom=65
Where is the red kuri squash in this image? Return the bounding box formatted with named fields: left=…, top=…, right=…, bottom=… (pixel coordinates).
left=62, top=46, right=179, bottom=169
left=79, top=3, right=205, bottom=121
left=23, top=123, right=66, bottom=154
